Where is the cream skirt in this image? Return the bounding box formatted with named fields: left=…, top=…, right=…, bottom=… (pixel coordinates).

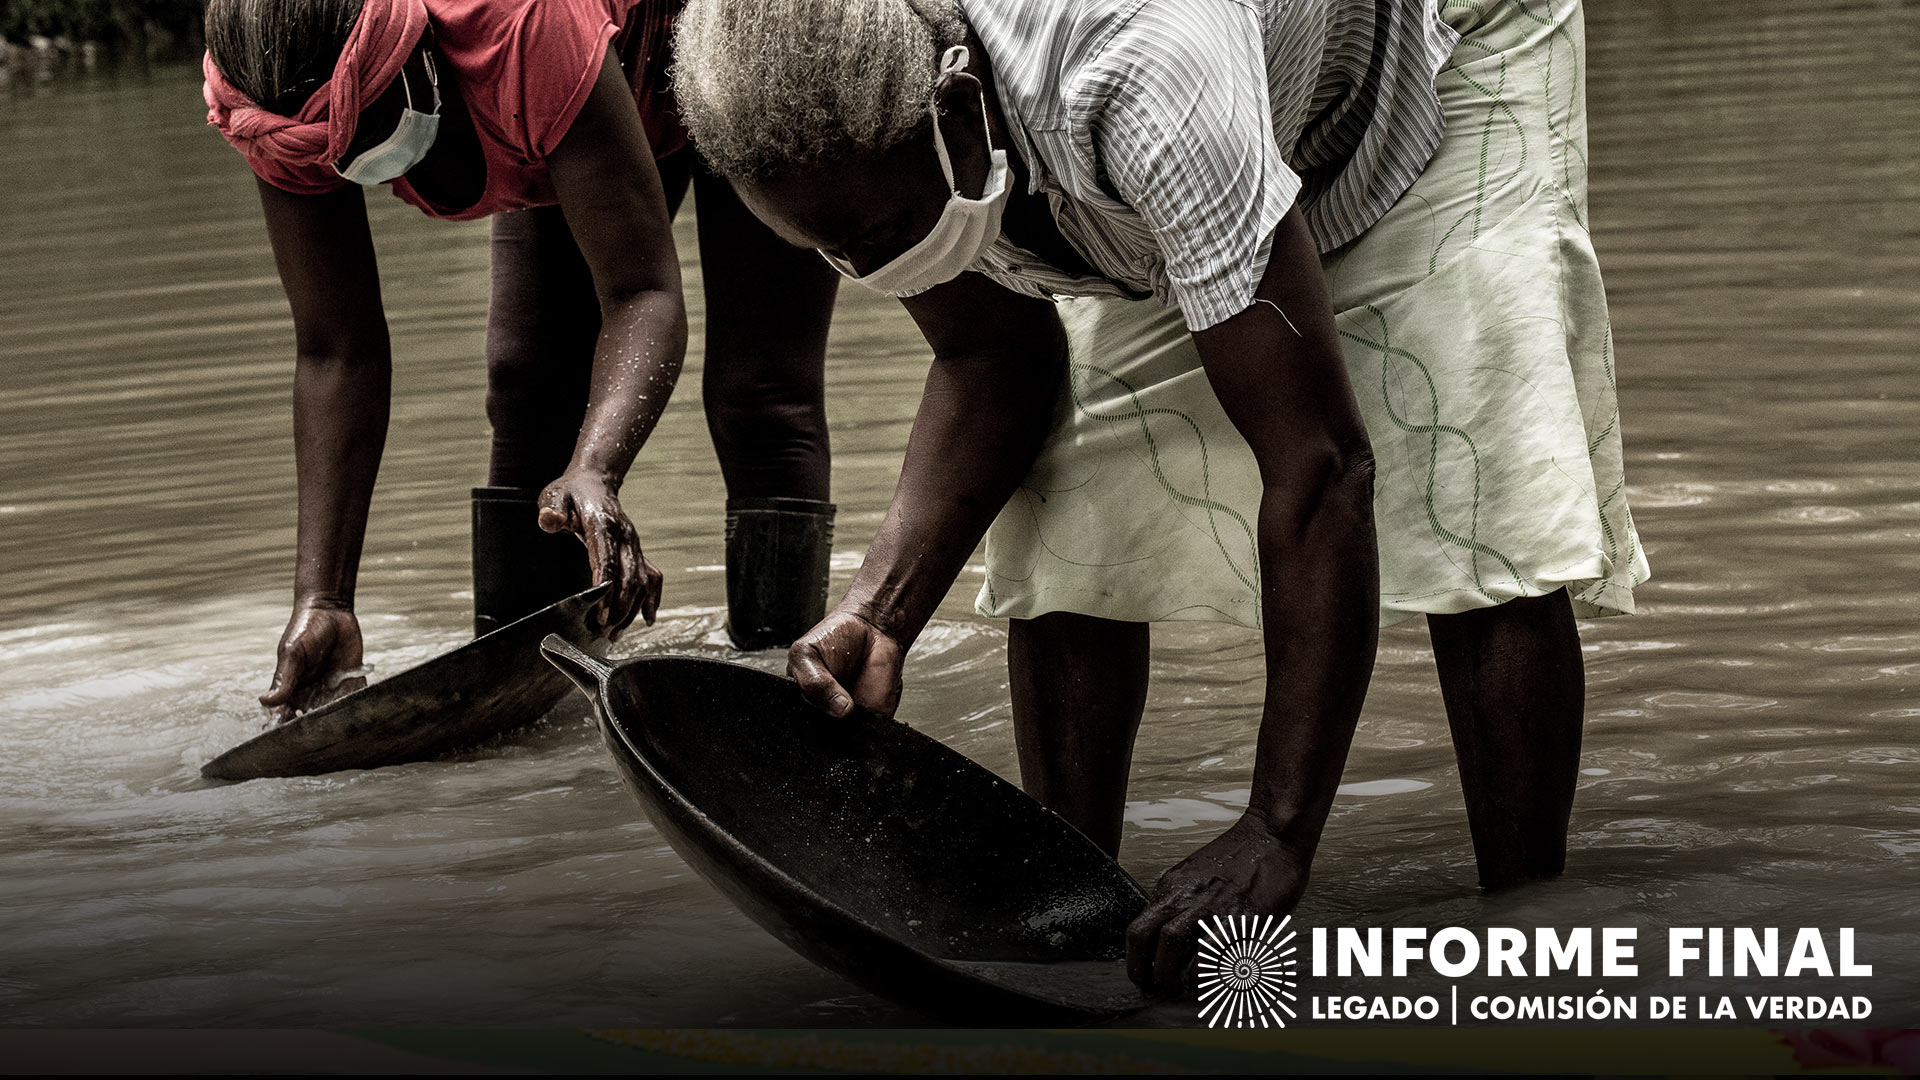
left=976, top=0, right=1648, bottom=629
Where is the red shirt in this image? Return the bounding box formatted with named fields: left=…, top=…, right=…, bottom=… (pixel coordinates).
left=249, top=0, right=685, bottom=220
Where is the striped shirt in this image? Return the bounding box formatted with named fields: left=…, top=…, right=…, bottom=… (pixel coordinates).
left=958, top=0, right=1460, bottom=330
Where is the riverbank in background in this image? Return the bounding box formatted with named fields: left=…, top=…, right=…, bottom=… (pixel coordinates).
left=1, top=0, right=202, bottom=77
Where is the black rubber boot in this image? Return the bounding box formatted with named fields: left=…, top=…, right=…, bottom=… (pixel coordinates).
left=472, top=486, right=592, bottom=638
left=725, top=496, right=835, bottom=651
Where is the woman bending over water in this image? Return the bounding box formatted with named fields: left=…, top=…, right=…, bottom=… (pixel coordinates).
left=203, top=0, right=841, bottom=719
left=673, top=0, right=1648, bottom=992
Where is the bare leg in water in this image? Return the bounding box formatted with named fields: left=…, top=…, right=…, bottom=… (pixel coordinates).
left=1011, top=592, right=1583, bottom=887
left=1008, top=612, right=1151, bottom=857
left=1427, top=588, right=1586, bottom=889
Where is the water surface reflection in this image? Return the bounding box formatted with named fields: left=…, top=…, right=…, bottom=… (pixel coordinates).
left=1, top=0, right=1915, bottom=1025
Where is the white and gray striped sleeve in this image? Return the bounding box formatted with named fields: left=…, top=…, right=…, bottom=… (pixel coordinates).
left=1069, top=0, right=1300, bottom=332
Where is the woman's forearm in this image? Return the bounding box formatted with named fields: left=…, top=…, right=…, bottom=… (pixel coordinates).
left=802, top=280, right=1067, bottom=645
left=841, top=347, right=1063, bottom=644
left=781, top=284, right=1069, bottom=718
left=540, top=49, right=693, bottom=491
left=565, top=288, right=688, bottom=485
left=290, top=343, right=392, bottom=606
left=253, top=180, right=392, bottom=611
left=1244, top=454, right=1380, bottom=858
left=1188, top=206, right=1383, bottom=865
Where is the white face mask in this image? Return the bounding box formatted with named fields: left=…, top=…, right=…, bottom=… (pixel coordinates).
left=335, top=49, right=442, bottom=186
left=823, top=46, right=1010, bottom=298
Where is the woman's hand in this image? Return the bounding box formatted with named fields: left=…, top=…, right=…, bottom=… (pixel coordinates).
left=1125, top=814, right=1312, bottom=997
left=787, top=606, right=906, bottom=718
left=260, top=602, right=367, bottom=723
left=538, top=469, right=660, bottom=639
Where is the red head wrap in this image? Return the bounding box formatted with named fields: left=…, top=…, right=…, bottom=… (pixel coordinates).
left=203, top=0, right=431, bottom=167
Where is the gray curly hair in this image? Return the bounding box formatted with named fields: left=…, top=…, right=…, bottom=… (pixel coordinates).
left=672, top=0, right=967, bottom=179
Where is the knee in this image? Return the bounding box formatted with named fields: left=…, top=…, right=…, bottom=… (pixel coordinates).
left=704, top=354, right=824, bottom=415
left=484, top=352, right=564, bottom=438
left=1011, top=612, right=1150, bottom=657
left=485, top=318, right=595, bottom=426
left=703, top=362, right=828, bottom=455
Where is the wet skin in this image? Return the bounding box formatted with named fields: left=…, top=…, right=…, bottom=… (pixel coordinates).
left=254, top=39, right=839, bottom=720
left=255, top=42, right=683, bottom=719
left=748, top=37, right=1588, bottom=994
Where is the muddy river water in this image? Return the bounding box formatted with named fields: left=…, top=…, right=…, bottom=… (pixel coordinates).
left=1, top=0, right=1915, bottom=1026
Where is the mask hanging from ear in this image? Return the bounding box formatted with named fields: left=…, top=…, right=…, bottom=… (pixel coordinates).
left=822, top=45, right=1010, bottom=297
left=334, top=47, right=442, bottom=186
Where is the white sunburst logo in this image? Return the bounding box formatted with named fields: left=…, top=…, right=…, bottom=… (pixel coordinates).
left=1196, top=914, right=1300, bottom=1028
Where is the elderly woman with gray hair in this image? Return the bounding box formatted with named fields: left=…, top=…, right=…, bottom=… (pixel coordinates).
left=675, top=0, right=1648, bottom=994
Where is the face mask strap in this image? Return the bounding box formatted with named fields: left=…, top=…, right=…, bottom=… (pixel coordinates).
left=417, top=46, right=440, bottom=115
left=334, top=41, right=441, bottom=182
left=928, top=45, right=993, bottom=199
left=818, top=44, right=1008, bottom=294
left=397, top=44, right=440, bottom=116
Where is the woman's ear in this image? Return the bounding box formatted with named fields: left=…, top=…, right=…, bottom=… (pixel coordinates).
left=930, top=72, right=992, bottom=197
left=932, top=70, right=985, bottom=119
